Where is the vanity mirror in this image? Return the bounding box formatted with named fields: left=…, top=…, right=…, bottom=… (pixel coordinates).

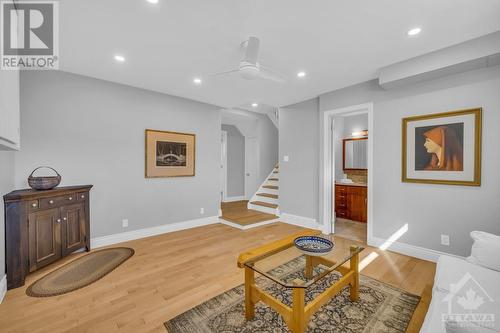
left=343, top=137, right=368, bottom=170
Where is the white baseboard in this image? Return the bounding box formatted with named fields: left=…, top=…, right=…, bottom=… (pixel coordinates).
left=223, top=196, right=247, bottom=202
left=280, top=213, right=320, bottom=230
left=220, top=218, right=280, bottom=230
left=0, top=274, right=7, bottom=304
left=91, top=216, right=219, bottom=248
left=368, top=235, right=465, bottom=263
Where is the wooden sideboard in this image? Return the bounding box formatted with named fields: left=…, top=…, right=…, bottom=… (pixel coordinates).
left=335, top=184, right=367, bottom=223
left=3, top=185, right=93, bottom=289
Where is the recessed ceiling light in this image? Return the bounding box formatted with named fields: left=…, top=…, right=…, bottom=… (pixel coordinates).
left=251, top=103, right=258, bottom=107
left=193, top=77, right=202, bottom=85
left=297, top=71, right=306, bottom=78
left=146, top=0, right=159, bottom=4
left=114, top=55, right=125, bottom=62
left=407, top=27, right=422, bottom=36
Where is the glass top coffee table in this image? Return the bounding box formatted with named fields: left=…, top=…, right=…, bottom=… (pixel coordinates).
left=237, top=230, right=364, bottom=333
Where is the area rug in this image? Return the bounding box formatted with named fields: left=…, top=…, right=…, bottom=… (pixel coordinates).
left=26, top=247, right=134, bottom=297
left=164, top=256, right=420, bottom=332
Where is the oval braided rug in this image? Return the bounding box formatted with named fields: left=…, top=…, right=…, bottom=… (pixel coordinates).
left=26, top=247, right=134, bottom=297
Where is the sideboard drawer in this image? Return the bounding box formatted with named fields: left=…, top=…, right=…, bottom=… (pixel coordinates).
left=40, top=194, right=77, bottom=209
left=76, top=192, right=87, bottom=201
left=28, top=200, right=39, bottom=211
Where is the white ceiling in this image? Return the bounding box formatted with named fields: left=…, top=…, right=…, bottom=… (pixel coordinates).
left=59, top=0, right=500, bottom=109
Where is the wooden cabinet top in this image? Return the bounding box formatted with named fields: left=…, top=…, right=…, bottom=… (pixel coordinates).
left=4, top=185, right=93, bottom=202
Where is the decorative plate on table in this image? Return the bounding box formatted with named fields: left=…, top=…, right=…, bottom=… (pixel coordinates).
left=294, top=236, right=334, bottom=256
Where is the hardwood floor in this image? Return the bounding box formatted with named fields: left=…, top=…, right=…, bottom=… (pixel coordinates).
left=221, top=200, right=278, bottom=226
left=0, top=222, right=435, bottom=333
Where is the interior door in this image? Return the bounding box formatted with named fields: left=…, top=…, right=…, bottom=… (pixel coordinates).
left=28, top=208, right=61, bottom=271
left=245, top=137, right=259, bottom=199
left=61, top=203, right=86, bottom=256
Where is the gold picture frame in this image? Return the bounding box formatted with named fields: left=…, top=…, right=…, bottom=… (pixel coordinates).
left=145, top=129, right=196, bottom=178
left=402, top=108, right=482, bottom=186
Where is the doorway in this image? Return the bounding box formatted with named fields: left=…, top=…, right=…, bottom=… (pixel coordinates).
left=244, top=137, right=259, bottom=199
left=221, top=125, right=246, bottom=202
left=320, top=103, right=374, bottom=244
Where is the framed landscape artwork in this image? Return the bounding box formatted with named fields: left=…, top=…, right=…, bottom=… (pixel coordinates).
left=145, top=129, right=195, bottom=177
left=402, top=108, right=482, bottom=186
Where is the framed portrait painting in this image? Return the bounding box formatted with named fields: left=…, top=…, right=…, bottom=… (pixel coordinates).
left=402, top=108, right=482, bottom=186
left=145, top=129, right=195, bottom=178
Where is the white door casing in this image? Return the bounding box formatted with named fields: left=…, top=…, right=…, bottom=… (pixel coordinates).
left=320, top=103, right=374, bottom=242
left=220, top=130, right=228, bottom=201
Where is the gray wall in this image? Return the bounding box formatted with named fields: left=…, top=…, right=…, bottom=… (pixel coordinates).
left=279, top=66, right=500, bottom=256
left=319, top=65, right=500, bottom=256
left=279, top=98, right=319, bottom=220
left=257, top=113, right=279, bottom=184
left=17, top=71, right=222, bottom=238
left=221, top=124, right=245, bottom=197
left=0, top=152, right=15, bottom=279
left=343, top=114, right=367, bottom=137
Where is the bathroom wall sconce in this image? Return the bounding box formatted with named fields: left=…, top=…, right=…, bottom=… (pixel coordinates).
left=351, top=130, right=368, bottom=137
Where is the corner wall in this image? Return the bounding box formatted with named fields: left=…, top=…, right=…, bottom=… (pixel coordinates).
left=0, top=152, right=15, bottom=285
left=17, top=71, right=222, bottom=238
left=279, top=98, right=319, bottom=220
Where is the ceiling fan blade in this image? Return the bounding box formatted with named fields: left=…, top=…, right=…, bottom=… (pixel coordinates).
left=258, top=67, right=286, bottom=83
left=242, top=36, right=260, bottom=65
left=210, top=68, right=240, bottom=77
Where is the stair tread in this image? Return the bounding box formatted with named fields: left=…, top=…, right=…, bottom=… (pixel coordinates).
left=221, top=210, right=278, bottom=225
left=263, top=185, right=279, bottom=190
left=251, top=201, right=278, bottom=209
left=256, top=193, right=278, bottom=199
left=268, top=178, right=279, bottom=181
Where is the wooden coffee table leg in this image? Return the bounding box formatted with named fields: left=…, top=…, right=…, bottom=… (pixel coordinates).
left=349, top=245, right=360, bottom=301
left=244, top=266, right=256, bottom=320
left=291, top=280, right=306, bottom=333
left=305, top=255, right=313, bottom=279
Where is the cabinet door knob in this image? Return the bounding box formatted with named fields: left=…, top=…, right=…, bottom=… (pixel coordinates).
left=68, top=197, right=73, bottom=201
left=56, top=219, right=61, bottom=223
left=49, top=200, right=54, bottom=204
left=81, top=194, right=85, bottom=199
left=31, top=203, right=37, bottom=208
left=63, top=217, right=67, bottom=221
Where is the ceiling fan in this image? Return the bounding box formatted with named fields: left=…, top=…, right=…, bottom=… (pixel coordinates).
left=211, top=36, right=286, bottom=83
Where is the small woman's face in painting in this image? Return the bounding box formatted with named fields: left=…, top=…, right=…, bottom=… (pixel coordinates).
left=424, top=138, right=440, bottom=154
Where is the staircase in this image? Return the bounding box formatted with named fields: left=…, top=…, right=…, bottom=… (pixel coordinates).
left=248, top=165, right=279, bottom=215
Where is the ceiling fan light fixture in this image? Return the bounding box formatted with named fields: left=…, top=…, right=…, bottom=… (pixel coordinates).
left=193, top=77, right=202, bottom=85
left=251, top=103, right=259, bottom=107
left=297, top=71, right=306, bottom=78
